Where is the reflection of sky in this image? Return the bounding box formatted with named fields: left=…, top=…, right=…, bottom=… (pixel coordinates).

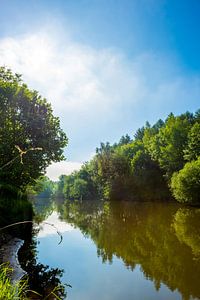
left=36, top=212, right=181, bottom=300
left=37, top=212, right=74, bottom=238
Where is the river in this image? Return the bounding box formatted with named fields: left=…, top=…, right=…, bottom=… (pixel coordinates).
left=26, top=200, right=200, bottom=300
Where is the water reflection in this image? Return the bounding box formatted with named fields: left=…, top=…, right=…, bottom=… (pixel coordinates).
left=38, top=212, right=74, bottom=238
left=0, top=196, right=68, bottom=299
left=30, top=196, right=54, bottom=223
left=19, top=227, right=67, bottom=299
left=56, top=200, right=200, bottom=300
left=173, top=208, right=200, bottom=258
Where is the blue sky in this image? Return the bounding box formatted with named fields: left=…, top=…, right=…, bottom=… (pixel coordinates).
left=0, top=0, right=199, bottom=179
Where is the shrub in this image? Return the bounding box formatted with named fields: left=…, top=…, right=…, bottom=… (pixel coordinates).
left=171, top=157, right=200, bottom=204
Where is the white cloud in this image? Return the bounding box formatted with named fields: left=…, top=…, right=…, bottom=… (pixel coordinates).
left=0, top=29, right=199, bottom=162
left=0, top=32, right=138, bottom=115
left=46, top=161, right=82, bottom=181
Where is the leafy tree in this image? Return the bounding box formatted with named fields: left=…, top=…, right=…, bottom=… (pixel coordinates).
left=194, top=109, right=200, bottom=121
left=118, top=134, right=132, bottom=145
left=171, top=157, right=200, bottom=204
left=56, top=174, right=67, bottom=197
left=26, top=176, right=55, bottom=198
left=134, top=126, right=145, bottom=141
left=184, top=122, right=200, bottom=161
left=69, top=178, right=88, bottom=199
left=143, top=114, right=192, bottom=177
left=152, top=119, right=165, bottom=131
left=0, top=67, right=68, bottom=190
left=130, top=145, right=169, bottom=200
left=118, top=140, right=143, bottom=160
left=56, top=161, right=99, bottom=201
left=56, top=109, right=199, bottom=204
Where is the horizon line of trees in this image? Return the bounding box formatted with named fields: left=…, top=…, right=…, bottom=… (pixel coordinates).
left=56, top=109, right=200, bottom=205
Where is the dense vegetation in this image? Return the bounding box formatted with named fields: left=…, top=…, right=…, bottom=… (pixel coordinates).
left=0, top=67, right=67, bottom=194
left=57, top=110, right=200, bottom=204
left=26, top=176, right=55, bottom=199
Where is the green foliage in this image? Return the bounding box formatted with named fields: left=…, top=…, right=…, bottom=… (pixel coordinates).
left=0, top=264, right=27, bottom=300
left=69, top=178, right=88, bottom=199
left=143, top=113, right=192, bottom=177
left=184, top=122, right=200, bottom=161
left=55, top=161, right=99, bottom=201
left=0, top=66, right=68, bottom=191
left=58, top=138, right=169, bottom=201
left=56, top=109, right=199, bottom=203
left=118, top=134, right=132, bottom=145
left=134, top=126, right=145, bottom=141
left=26, top=176, right=55, bottom=198
left=171, top=157, right=200, bottom=204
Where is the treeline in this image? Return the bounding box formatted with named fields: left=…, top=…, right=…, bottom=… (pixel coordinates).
left=27, top=176, right=56, bottom=199
left=57, top=110, right=200, bottom=204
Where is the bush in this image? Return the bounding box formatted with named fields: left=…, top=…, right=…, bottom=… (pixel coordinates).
left=171, top=157, right=200, bottom=204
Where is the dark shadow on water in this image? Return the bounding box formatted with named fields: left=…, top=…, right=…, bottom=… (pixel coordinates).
left=0, top=195, right=68, bottom=299
left=19, top=232, right=67, bottom=299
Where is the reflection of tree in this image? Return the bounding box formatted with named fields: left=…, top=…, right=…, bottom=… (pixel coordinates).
left=173, top=208, right=200, bottom=257
left=0, top=196, right=67, bottom=299
left=0, top=197, right=33, bottom=241
left=60, top=200, right=200, bottom=300
left=31, top=196, right=54, bottom=223
left=25, top=263, right=66, bottom=299
left=19, top=227, right=67, bottom=299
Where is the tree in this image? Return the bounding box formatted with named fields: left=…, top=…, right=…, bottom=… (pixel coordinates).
left=118, top=134, right=132, bottom=145
left=134, top=127, right=145, bottom=141
left=184, top=122, right=200, bottom=161
left=69, top=178, right=88, bottom=199
left=0, top=67, right=68, bottom=190
left=26, top=176, right=55, bottom=198
left=171, top=157, right=200, bottom=204
left=143, top=114, right=192, bottom=177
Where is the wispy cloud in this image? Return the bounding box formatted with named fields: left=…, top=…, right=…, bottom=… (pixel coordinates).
left=0, top=28, right=199, bottom=180
left=0, top=31, right=141, bottom=117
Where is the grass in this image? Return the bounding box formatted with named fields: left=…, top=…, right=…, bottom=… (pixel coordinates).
left=0, top=264, right=28, bottom=300
left=0, top=264, right=66, bottom=300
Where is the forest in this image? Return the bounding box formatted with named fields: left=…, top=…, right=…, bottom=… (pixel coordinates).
left=56, top=110, right=200, bottom=205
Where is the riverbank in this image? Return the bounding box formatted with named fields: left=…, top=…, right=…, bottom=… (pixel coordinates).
left=0, top=235, right=26, bottom=282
